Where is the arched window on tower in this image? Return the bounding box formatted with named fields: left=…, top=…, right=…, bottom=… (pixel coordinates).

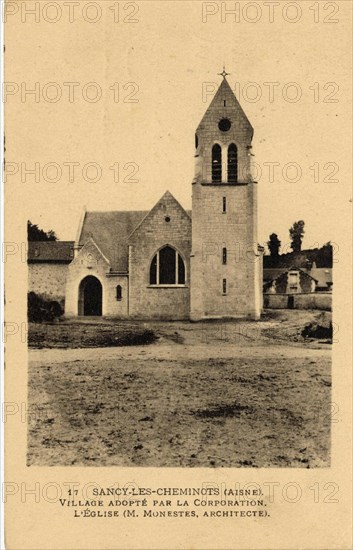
left=228, top=143, right=238, bottom=183
left=149, top=245, right=186, bottom=285
left=212, top=144, right=222, bottom=182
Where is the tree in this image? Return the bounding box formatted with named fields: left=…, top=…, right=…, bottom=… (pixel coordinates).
left=27, top=221, right=58, bottom=242
left=319, top=242, right=333, bottom=267
left=267, top=233, right=281, bottom=258
left=289, top=220, right=305, bottom=254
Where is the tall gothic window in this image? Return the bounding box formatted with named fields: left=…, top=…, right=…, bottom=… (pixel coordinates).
left=149, top=246, right=186, bottom=285
left=212, top=144, right=222, bottom=182
left=228, top=143, right=238, bottom=183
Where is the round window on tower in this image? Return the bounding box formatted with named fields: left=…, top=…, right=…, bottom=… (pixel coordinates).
left=218, top=118, right=231, bottom=132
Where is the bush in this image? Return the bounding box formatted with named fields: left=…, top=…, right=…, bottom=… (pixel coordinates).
left=301, top=313, right=332, bottom=340
left=28, top=322, right=158, bottom=348
left=28, top=292, right=63, bottom=323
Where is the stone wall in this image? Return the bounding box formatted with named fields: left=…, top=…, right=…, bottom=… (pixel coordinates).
left=128, top=192, right=191, bottom=319
left=28, top=263, right=68, bottom=306
left=264, top=293, right=332, bottom=311
left=273, top=270, right=315, bottom=294
left=65, top=239, right=128, bottom=317
left=195, top=78, right=253, bottom=185
left=191, top=182, right=261, bottom=319
left=190, top=78, right=261, bottom=320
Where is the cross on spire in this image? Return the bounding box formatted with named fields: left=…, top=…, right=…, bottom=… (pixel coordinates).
left=218, top=65, right=230, bottom=79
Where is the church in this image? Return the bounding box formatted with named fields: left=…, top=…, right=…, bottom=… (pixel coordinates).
left=28, top=75, right=263, bottom=321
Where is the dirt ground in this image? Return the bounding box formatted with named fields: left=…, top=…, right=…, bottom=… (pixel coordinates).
left=28, top=310, right=331, bottom=468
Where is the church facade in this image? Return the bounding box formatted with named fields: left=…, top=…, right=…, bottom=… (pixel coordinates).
left=28, top=76, right=263, bottom=320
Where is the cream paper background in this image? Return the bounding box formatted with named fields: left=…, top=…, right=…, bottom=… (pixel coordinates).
left=4, top=1, right=352, bottom=548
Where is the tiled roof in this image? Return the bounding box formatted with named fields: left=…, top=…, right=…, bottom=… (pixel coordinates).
left=263, top=268, right=288, bottom=282
left=264, top=266, right=318, bottom=284
left=197, top=78, right=253, bottom=133
left=28, top=241, right=74, bottom=262
left=78, top=194, right=192, bottom=272
left=310, top=267, right=333, bottom=288
left=79, top=211, right=148, bottom=272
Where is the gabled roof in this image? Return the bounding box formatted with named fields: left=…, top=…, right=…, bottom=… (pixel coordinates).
left=263, top=268, right=288, bottom=282
left=197, top=77, right=253, bottom=133
left=79, top=211, right=147, bottom=272
left=310, top=267, right=333, bottom=288
left=76, top=236, right=111, bottom=267
left=267, top=266, right=318, bottom=284
left=78, top=192, right=191, bottom=271
left=28, top=241, right=74, bottom=262
left=129, top=191, right=191, bottom=240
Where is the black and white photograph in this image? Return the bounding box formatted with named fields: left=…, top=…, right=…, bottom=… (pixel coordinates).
left=26, top=69, right=334, bottom=468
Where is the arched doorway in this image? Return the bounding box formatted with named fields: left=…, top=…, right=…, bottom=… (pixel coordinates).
left=78, top=276, right=102, bottom=316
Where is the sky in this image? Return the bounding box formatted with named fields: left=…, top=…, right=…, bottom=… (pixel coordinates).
left=6, top=1, right=352, bottom=252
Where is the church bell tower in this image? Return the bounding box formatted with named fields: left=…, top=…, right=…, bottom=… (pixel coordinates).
left=190, top=71, right=262, bottom=320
